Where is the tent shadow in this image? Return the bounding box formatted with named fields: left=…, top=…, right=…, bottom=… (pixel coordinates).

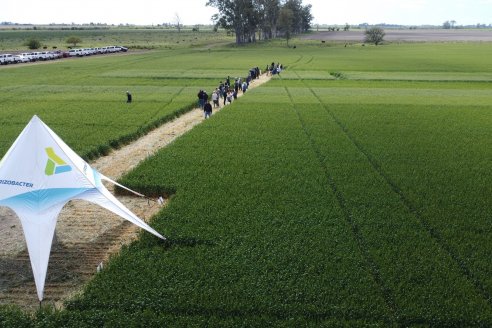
left=0, top=218, right=140, bottom=308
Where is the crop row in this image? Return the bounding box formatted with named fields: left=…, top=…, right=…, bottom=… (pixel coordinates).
left=2, top=42, right=492, bottom=326
left=284, top=83, right=492, bottom=324
left=31, top=79, right=486, bottom=325
left=99, top=79, right=492, bottom=324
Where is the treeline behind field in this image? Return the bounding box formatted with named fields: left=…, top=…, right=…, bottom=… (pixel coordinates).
left=207, top=0, right=313, bottom=44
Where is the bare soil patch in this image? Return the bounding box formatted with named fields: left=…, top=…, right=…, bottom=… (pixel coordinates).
left=0, top=73, right=271, bottom=310
left=303, top=29, right=492, bottom=42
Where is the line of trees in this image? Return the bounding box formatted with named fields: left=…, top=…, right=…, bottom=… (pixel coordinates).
left=206, top=0, right=313, bottom=44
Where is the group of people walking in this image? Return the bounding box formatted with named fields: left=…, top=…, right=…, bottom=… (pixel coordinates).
left=124, top=64, right=283, bottom=111
left=266, top=62, right=283, bottom=76
left=197, top=67, right=263, bottom=119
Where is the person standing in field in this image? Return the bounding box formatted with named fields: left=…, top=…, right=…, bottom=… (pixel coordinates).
left=204, top=100, right=212, bottom=119
left=126, top=91, right=132, bottom=103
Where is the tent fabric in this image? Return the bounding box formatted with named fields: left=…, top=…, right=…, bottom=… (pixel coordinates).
left=0, top=115, right=164, bottom=301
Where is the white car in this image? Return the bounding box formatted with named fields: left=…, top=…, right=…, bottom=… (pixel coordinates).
left=37, top=52, right=50, bottom=60
left=0, top=54, right=15, bottom=64
left=49, top=51, right=62, bottom=59
left=12, top=55, right=30, bottom=63
left=68, top=49, right=83, bottom=57
left=30, top=52, right=43, bottom=61
left=20, top=53, right=36, bottom=61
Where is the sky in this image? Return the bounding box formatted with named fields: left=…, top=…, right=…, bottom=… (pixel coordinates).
left=2, top=0, right=491, bottom=26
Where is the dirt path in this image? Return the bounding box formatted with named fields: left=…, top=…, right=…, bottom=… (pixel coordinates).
left=0, top=73, right=271, bottom=310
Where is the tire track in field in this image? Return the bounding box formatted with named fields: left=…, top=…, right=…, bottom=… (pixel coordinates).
left=0, top=73, right=272, bottom=311
left=304, top=56, right=314, bottom=65
left=289, top=56, right=313, bottom=72
left=283, top=85, right=400, bottom=326
left=306, top=86, right=492, bottom=309
left=287, top=55, right=304, bottom=70
left=145, top=86, right=186, bottom=126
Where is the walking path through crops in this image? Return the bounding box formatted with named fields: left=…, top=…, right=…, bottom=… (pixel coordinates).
left=0, top=73, right=271, bottom=310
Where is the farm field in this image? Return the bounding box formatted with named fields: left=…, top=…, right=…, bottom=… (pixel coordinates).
left=1, top=39, right=492, bottom=326
left=302, top=29, right=492, bottom=42
left=0, top=29, right=233, bottom=51
left=0, top=46, right=277, bottom=160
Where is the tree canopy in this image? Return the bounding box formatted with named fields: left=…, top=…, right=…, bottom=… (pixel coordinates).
left=25, top=39, right=41, bottom=50
left=364, top=27, right=385, bottom=46
left=206, top=0, right=312, bottom=44
left=66, top=36, right=82, bottom=47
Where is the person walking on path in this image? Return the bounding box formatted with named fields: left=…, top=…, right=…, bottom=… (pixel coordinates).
left=212, top=89, right=220, bottom=108
left=222, top=85, right=228, bottom=105
left=226, top=90, right=233, bottom=104
left=204, top=101, right=212, bottom=119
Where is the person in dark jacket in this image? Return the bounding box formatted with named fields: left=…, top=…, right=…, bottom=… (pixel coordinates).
left=126, top=91, right=132, bottom=103
left=197, top=90, right=205, bottom=109
left=204, top=101, right=212, bottom=119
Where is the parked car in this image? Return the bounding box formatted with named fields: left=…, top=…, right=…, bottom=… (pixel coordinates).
left=0, top=54, right=15, bottom=64
left=119, top=46, right=128, bottom=52
left=68, top=49, right=83, bottom=57
left=30, top=52, right=43, bottom=61
left=49, top=51, right=62, bottom=59
left=37, top=52, right=50, bottom=60
left=12, top=55, right=30, bottom=63
left=20, top=53, right=36, bottom=61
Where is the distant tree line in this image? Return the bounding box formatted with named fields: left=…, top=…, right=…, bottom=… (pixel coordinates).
left=206, top=0, right=313, bottom=44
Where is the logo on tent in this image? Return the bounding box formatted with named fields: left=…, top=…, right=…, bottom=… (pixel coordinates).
left=44, top=147, right=72, bottom=176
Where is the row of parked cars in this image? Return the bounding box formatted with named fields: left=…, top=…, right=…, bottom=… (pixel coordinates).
left=67, top=45, right=127, bottom=57
left=0, top=45, right=128, bottom=65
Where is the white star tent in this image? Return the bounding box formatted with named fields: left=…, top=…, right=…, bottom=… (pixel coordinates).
left=0, top=115, right=165, bottom=301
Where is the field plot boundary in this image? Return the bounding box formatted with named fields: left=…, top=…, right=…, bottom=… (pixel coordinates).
left=284, top=86, right=399, bottom=325
left=304, top=85, right=492, bottom=310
